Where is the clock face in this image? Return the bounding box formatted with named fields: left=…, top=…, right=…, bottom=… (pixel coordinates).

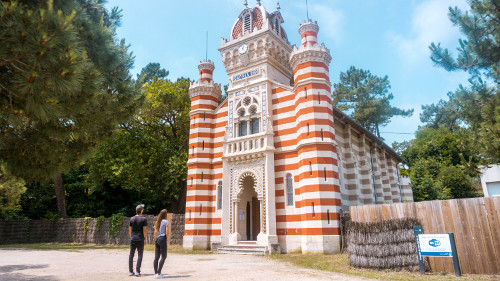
left=238, top=43, right=248, bottom=54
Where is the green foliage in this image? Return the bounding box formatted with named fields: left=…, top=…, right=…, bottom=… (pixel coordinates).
left=17, top=181, right=57, bottom=220
left=427, top=0, right=499, bottom=163
left=0, top=162, right=25, bottom=216
left=96, top=215, right=105, bottom=232
left=136, top=62, right=169, bottom=84
left=429, top=0, right=499, bottom=81
left=438, top=166, right=477, bottom=199
left=108, top=212, right=124, bottom=238
left=22, top=219, right=30, bottom=241
left=220, top=84, right=229, bottom=104
left=0, top=0, right=139, bottom=181
left=409, top=159, right=440, bottom=201
left=333, top=66, right=413, bottom=138
left=17, top=166, right=138, bottom=219
left=420, top=83, right=499, bottom=163
left=142, top=77, right=191, bottom=146
left=85, top=77, right=190, bottom=214
left=400, top=127, right=479, bottom=201
left=0, top=0, right=141, bottom=218
left=478, top=93, right=500, bottom=162
left=83, top=217, right=91, bottom=234
left=401, top=127, right=475, bottom=167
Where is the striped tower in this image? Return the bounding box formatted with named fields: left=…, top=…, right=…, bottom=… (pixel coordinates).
left=289, top=20, right=341, bottom=253
left=184, top=60, right=222, bottom=249
left=299, top=20, right=319, bottom=46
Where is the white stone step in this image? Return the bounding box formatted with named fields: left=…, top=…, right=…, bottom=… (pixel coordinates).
left=217, top=248, right=269, bottom=255
left=215, top=242, right=269, bottom=255
left=237, top=241, right=257, bottom=245
left=222, top=245, right=266, bottom=250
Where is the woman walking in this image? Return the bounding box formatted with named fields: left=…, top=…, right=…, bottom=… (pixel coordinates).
left=153, top=209, right=170, bottom=279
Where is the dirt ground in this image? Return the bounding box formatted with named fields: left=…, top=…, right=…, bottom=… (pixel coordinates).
left=0, top=248, right=374, bottom=281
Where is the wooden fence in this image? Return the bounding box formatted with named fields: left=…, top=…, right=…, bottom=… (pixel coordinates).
left=349, top=197, right=500, bottom=275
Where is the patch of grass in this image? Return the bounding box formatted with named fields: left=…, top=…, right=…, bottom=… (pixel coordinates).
left=0, top=243, right=212, bottom=255
left=144, top=244, right=212, bottom=254
left=268, top=253, right=498, bottom=281
left=166, top=245, right=212, bottom=255
left=0, top=243, right=129, bottom=251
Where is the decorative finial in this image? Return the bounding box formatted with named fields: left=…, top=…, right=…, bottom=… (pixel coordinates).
left=306, top=0, right=309, bottom=20
left=205, top=31, right=208, bottom=61
left=277, top=1, right=280, bottom=10
left=257, top=0, right=261, bottom=6
left=244, top=0, right=248, bottom=8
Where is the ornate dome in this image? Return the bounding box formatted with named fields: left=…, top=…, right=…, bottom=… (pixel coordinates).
left=229, top=3, right=287, bottom=42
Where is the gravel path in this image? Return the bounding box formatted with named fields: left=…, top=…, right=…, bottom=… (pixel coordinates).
left=0, top=248, right=373, bottom=281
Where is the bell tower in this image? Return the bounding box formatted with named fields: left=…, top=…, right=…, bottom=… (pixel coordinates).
left=217, top=2, right=291, bottom=248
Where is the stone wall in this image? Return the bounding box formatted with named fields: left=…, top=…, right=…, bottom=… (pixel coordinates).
left=0, top=214, right=185, bottom=245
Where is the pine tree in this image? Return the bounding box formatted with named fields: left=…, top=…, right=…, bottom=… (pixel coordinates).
left=0, top=0, right=140, bottom=217
left=136, top=62, right=169, bottom=84
left=428, top=0, right=499, bottom=163
left=332, top=66, right=413, bottom=138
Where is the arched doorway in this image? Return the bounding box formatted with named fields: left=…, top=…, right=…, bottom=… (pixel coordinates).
left=238, top=174, right=260, bottom=241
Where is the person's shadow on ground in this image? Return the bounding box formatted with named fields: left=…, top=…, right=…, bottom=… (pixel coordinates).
left=139, top=273, right=191, bottom=279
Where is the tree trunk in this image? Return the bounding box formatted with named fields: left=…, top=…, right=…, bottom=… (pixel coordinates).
left=53, top=173, right=67, bottom=218
left=375, top=123, right=380, bottom=138
left=174, top=179, right=187, bottom=214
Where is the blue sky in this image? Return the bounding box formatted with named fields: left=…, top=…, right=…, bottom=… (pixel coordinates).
left=106, top=0, right=470, bottom=146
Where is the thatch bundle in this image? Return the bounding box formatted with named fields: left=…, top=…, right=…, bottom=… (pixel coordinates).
left=347, top=241, right=416, bottom=257
left=346, top=217, right=429, bottom=271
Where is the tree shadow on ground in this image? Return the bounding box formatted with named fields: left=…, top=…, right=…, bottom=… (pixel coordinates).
left=0, top=264, right=58, bottom=281
left=0, top=264, right=48, bottom=273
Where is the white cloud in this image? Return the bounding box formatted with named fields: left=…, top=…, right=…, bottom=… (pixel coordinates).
left=387, top=0, right=468, bottom=65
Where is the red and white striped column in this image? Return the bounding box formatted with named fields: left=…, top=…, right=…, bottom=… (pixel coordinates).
left=184, top=59, right=222, bottom=250
left=289, top=19, right=341, bottom=254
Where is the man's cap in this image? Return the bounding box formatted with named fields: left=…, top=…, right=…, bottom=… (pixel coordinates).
left=136, top=204, right=145, bottom=212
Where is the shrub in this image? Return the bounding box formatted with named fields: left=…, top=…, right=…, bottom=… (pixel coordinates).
left=96, top=215, right=105, bottom=232
left=108, top=213, right=124, bottom=238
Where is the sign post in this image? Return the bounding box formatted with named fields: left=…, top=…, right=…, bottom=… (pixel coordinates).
left=449, top=233, right=462, bottom=277
left=413, top=226, right=462, bottom=277
left=413, top=226, right=425, bottom=274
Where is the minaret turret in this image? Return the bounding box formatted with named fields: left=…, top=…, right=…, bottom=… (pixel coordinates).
left=189, top=59, right=221, bottom=111
left=198, top=60, right=215, bottom=83
left=184, top=59, right=222, bottom=250
left=299, top=20, right=319, bottom=46
left=288, top=20, right=340, bottom=253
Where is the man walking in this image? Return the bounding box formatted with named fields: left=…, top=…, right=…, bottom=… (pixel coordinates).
left=129, top=204, right=147, bottom=277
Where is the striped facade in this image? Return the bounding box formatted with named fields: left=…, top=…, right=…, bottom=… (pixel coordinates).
left=183, top=4, right=413, bottom=254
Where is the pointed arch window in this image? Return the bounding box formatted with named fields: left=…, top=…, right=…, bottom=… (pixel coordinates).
left=235, top=95, right=260, bottom=137
left=286, top=173, right=294, bottom=206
